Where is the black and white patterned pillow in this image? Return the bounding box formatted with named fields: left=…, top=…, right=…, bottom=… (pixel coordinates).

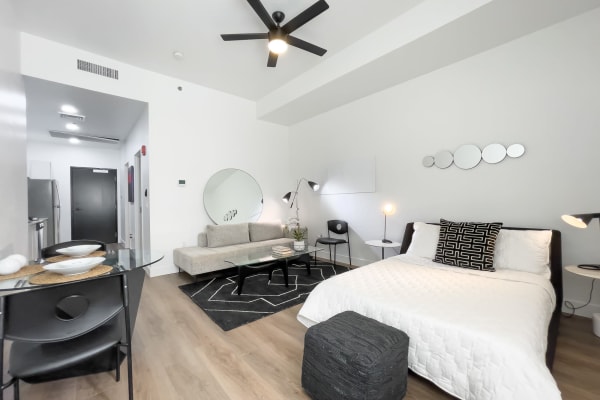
left=433, top=219, right=503, bottom=271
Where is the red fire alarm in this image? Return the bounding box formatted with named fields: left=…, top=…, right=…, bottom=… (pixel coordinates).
left=141, top=145, right=146, bottom=156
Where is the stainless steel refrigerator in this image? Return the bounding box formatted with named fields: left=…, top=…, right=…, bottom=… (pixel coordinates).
left=27, top=178, right=60, bottom=247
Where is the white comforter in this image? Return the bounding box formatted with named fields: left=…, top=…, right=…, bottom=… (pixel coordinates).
left=297, top=254, right=561, bottom=400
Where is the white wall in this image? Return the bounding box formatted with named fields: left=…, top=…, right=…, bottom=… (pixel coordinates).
left=0, top=0, right=27, bottom=258
left=27, top=141, right=122, bottom=243
left=291, top=9, right=600, bottom=316
left=20, top=34, right=291, bottom=276
left=120, top=106, right=150, bottom=254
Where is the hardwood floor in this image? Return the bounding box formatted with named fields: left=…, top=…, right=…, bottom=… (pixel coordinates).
left=6, top=272, right=600, bottom=399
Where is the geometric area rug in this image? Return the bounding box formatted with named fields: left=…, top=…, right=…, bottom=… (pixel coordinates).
left=179, top=261, right=349, bottom=331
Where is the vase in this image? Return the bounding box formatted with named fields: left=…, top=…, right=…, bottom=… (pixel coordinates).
left=294, top=241, right=305, bottom=251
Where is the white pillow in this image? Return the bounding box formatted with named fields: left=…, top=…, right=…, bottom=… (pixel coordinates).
left=493, top=229, right=552, bottom=275
left=406, top=222, right=440, bottom=259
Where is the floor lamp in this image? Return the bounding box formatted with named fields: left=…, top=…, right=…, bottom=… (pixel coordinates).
left=282, top=178, right=320, bottom=225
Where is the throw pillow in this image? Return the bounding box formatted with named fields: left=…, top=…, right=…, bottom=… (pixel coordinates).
left=248, top=222, right=284, bottom=242
left=206, top=223, right=250, bottom=248
left=493, top=229, right=552, bottom=276
left=433, top=219, right=503, bottom=271
left=406, top=222, right=440, bottom=259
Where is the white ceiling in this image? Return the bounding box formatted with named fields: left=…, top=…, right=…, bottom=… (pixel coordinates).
left=13, top=0, right=600, bottom=135
left=14, top=0, right=422, bottom=100
left=23, top=76, right=147, bottom=146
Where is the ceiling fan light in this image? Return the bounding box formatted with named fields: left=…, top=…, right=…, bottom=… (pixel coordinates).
left=268, top=39, right=288, bottom=54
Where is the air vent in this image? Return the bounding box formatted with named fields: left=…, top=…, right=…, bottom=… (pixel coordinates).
left=58, top=112, right=86, bottom=121
left=49, top=130, right=120, bottom=144
left=77, top=59, right=119, bottom=80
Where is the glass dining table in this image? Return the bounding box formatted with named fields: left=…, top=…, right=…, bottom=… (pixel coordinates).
left=0, top=248, right=163, bottom=384
left=0, top=249, right=164, bottom=292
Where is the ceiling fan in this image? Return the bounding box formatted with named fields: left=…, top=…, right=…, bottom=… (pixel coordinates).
left=221, top=0, right=329, bottom=67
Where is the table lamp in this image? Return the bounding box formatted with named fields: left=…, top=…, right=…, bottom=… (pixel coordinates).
left=382, top=203, right=395, bottom=243
left=561, top=212, right=600, bottom=270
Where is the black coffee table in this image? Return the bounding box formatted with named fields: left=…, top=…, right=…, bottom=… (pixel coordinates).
left=225, top=246, right=323, bottom=295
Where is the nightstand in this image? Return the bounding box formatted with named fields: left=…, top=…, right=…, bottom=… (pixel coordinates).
left=365, top=240, right=401, bottom=260
left=565, top=265, right=600, bottom=280
left=565, top=265, right=600, bottom=337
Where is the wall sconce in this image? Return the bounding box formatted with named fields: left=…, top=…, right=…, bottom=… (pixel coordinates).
left=561, top=212, right=600, bottom=270
left=282, top=178, right=319, bottom=225
left=382, top=203, right=396, bottom=243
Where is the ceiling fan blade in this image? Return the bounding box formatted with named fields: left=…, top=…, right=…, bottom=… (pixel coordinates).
left=247, top=0, right=276, bottom=30
left=221, top=33, right=268, bottom=41
left=287, top=36, right=327, bottom=56
left=282, top=0, right=329, bottom=34
left=267, top=52, right=278, bottom=67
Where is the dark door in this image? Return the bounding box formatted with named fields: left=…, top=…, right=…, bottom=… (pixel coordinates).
left=71, top=167, right=118, bottom=243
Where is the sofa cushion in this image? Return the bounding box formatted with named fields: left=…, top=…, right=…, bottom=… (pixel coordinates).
left=173, top=237, right=294, bottom=275
left=249, top=222, right=284, bottom=242
left=197, top=232, right=208, bottom=247
left=206, top=223, right=250, bottom=248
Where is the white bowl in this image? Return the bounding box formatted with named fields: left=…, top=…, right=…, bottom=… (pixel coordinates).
left=0, top=257, right=21, bottom=275
left=43, top=257, right=105, bottom=275
left=56, top=244, right=101, bottom=257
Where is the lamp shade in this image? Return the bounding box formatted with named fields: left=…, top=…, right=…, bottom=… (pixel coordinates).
left=282, top=192, right=292, bottom=203
left=383, top=203, right=396, bottom=216
left=561, top=213, right=600, bottom=228
left=307, top=181, right=319, bottom=191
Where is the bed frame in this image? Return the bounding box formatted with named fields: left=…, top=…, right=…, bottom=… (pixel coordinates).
left=399, top=222, right=563, bottom=370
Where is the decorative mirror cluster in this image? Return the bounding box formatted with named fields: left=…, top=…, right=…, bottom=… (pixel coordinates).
left=423, top=143, right=525, bottom=170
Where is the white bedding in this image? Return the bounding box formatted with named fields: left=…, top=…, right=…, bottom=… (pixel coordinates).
left=297, top=254, right=561, bottom=400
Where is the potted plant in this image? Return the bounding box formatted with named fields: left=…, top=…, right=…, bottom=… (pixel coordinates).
left=292, top=226, right=306, bottom=251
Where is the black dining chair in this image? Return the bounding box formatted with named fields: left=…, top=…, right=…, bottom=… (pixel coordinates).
left=41, top=239, right=106, bottom=258
left=0, top=267, right=144, bottom=400
left=315, top=220, right=351, bottom=267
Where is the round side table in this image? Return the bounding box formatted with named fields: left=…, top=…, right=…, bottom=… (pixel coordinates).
left=565, top=265, right=600, bottom=337
left=365, top=240, right=401, bottom=260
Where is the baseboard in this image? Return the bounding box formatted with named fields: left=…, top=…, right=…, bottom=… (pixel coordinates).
left=561, top=298, right=600, bottom=318
left=314, top=255, right=373, bottom=268
left=146, top=263, right=178, bottom=277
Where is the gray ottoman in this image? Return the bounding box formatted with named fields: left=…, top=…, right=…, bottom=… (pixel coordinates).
left=302, top=311, right=409, bottom=400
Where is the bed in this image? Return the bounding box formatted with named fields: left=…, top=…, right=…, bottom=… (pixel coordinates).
left=297, top=221, right=563, bottom=400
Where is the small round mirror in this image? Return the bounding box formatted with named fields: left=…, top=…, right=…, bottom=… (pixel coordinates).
left=507, top=143, right=525, bottom=158
left=434, top=151, right=453, bottom=169
left=454, top=144, right=482, bottom=169
left=204, top=169, right=263, bottom=224
left=422, top=156, right=435, bottom=167
left=482, top=144, right=507, bottom=164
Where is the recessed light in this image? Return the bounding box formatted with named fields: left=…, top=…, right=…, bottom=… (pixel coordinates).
left=173, top=51, right=184, bottom=60
left=65, top=122, right=80, bottom=131
left=61, top=104, right=78, bottom=113
left=69, top=137, right=80, bottom=144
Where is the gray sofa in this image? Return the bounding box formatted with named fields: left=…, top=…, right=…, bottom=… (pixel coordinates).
left=173, top=222, right=294, bottom=276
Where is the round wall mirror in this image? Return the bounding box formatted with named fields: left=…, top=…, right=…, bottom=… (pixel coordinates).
left=204, top=168, right=263, bottom=224
left=482, top=143, right=507, bottom=164
left=422, top=156, right=435, bottom=167
left=507, top=143, right=525, bottom=158
left=454, top=144, right=482, bottom=170
left=434, top=151, right=453, bottom=169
